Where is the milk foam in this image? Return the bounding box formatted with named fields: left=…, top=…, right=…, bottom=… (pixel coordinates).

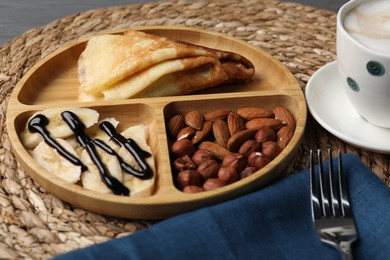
left=343, top=0, right=390, bottom=54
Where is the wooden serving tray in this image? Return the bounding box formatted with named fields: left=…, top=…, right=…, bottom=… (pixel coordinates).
left=6, top=26, right=306, bottom=219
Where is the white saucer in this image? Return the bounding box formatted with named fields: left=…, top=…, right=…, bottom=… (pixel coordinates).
left=305, top=61, right=390, bottom=154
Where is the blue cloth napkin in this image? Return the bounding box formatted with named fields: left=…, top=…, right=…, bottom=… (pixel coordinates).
left=55, top=154, right=390, bottom=260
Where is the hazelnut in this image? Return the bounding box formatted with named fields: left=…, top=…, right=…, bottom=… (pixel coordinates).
left=192, top=149, right=214, bottom=166
left=247, top=152, right=268, bottom=170
left=173, top=155, right=196, bottom=172
left=239, top=166, right=257, bottom=179
left=218, top=166, right=239, bottom=184
left=255, top=128, right=277, bottom=143
left=171, top=138, right=196, bottom=158
left=183, top=185, right=203, bottom=193
left=177, top=170, right=202, bottom=189
left=238, top=139, right=261, bottom=157
left=196, top=159, right=220, bottom=179
left=203, top=178, right=226, bottom=191
left=221, top=153, right=247, bottom=173
left=262, top=141, right=281, bottom=160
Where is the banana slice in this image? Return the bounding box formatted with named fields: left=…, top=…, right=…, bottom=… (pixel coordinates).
left=122, top=156, right=155, bottom=197
left=121, top=124, right=149, bottom=142
left=80, top=146, right=123, bottom=194
left=32, top=138, right=82, bottom=184
left=119, top=124, right=150, bottom=172
left=119, top=135, right=156, bottom=197
left=21, top=107, right=99, bottom=149
left=86, top=117, right=119, bottom=141
left=64, top=136, right=83, bottom=157
left=88, top=117, right=120, bottom=151
left=21, top=130, right=43, bottom=150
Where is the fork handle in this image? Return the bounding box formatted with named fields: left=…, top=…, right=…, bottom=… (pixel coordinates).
left=322, top=237, right=356, bottom=260
left=339, top=241, right=354, bottom=260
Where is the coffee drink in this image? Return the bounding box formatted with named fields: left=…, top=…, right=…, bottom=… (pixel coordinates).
left=343, top=0, right=390, bottom=54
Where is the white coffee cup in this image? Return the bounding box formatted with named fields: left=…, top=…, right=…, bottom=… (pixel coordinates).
left=337, top=0, right=390, bottom=128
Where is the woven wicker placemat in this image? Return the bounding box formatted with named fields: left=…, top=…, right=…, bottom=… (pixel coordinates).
left=0, top=0, right=389, bottom=258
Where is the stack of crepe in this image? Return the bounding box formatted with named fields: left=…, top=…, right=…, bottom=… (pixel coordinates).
left=78, top=30, right=255, bottom=101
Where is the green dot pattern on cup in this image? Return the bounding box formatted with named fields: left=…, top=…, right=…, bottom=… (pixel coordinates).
left=367, top=61, right=385, bottom=76
left=347, top=77, right=359, bottom=92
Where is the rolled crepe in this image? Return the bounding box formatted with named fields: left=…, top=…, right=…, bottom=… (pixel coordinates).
left=78, top=30, right=255, bottom=101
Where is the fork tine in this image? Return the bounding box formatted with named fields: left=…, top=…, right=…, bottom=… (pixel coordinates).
left=318, top=150, right=331, bottom=217
left=337, top=149, right=353, bottom=218
left=310, top=150, right=322, bottom=219
left=328, top=148, right=341, bottom=217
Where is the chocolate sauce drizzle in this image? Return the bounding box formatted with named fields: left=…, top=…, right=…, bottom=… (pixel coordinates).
left=99, top=121, right=153, bottom=179
left=93, top=139, right=151, bottom=179
left=61, top=111, right=130, bottom=196
left=28, top=110, right=154, bottom=196
left=28, top=114, right=87, bottom=171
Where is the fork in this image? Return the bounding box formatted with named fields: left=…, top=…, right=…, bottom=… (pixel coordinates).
left=310, top=149, right=358, bottom=260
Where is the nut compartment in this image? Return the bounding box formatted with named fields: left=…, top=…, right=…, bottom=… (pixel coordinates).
left=6, top=26, right=306, bottom=219
left=164, top=94, right=302, bottom=193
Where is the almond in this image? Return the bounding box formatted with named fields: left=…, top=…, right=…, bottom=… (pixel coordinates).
left=168, top=114, right=185, bottom=138
left=277, top=126, right=294, bottom=149
left=191, top=121, right=213, bottom=144
left=226, top=129, right=257, bottom=152
left=237, top=107, right=274, bottom=120
left=204, top=109, right=231, bottom=122
left=212, top=119, right=230, bottom=148
left=185, top=111, right=204, bottom=130
left=272, top=105, right=296, bottom=129
left=198, top=141, right=231, bottom=160
left=227, top=112, right=246, bottom=136
left=245, top=118, right=285, bottom=130
left=177, top=126, right=196, bottom=140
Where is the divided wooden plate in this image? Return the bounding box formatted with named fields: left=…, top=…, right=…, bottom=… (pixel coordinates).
left=6, top=26, right=306, bottom=219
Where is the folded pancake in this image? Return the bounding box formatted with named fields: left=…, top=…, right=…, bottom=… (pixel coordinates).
left=174, top=39, right=256, bottom=83
left=78, top=30, right=255, bottom=101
